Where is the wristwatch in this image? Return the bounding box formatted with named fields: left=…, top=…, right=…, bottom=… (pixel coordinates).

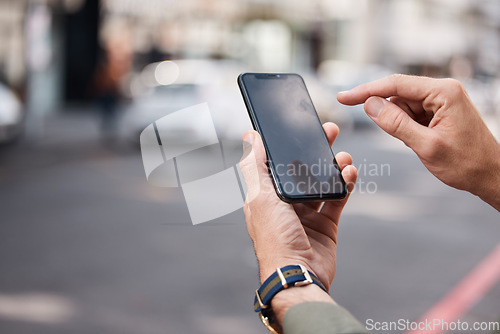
left=254, top=264, right=327, bottom=333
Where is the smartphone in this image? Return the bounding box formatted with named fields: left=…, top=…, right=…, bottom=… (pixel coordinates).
left=238, top=73, right=347, bottom=203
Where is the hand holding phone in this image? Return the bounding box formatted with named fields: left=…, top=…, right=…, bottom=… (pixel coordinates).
left=239, top=123, right=358, bottom=303
left=238, top=73, right=347, bottom=202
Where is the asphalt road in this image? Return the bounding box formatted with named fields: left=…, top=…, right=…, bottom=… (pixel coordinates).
left=0, top=113, right=499, bottom=334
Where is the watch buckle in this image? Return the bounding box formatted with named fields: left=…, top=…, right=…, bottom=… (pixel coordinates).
left=293, top=264, right=313, bottom=287
left=255, top=289, right=268, bottom=310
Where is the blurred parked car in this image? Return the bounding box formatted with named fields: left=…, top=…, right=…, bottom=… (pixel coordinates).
left=120, top=59, right=250, bottom=144
left=0, top=82, right=23, bottom=144
left=120, top=59, right=349, bottom=145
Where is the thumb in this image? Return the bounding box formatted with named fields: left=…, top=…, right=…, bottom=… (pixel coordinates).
left=364, top=96, right=430, bottom=148
left=239, top=130, right=274, bottom=202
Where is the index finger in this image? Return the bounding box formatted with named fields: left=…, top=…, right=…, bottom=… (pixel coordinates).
left=337, top=74, right=437, bottom=105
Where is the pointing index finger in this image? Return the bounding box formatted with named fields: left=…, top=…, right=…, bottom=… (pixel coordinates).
left=337, top=74, right=436, bottom=106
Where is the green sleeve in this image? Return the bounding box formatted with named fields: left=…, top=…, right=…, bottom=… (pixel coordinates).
left=282, top=302, right=369, bottom=334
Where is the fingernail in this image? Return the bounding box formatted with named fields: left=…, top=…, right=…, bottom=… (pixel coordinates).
left=365, top=97, right=385, bottom=118
left=241, top=132, right=254, bottom=160
left=243, top=132, right=254, bottom=145
left=337, top=91, right=349, bottom=99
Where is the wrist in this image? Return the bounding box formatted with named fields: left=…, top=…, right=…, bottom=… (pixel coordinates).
left=254, top=264, right=329, bottom=333
left=271, top=284, right=335, bottom=325
left=475, top=145, right=500, bottom=211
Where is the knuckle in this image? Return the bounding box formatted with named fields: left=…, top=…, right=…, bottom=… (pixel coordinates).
left=238, top=158, right=253, bottom=171
left=421, top=134, right=447, bottom=160
left=443, top=78, right=465, bottom=97
left=386, top=109, right=408, bottom=136
left=244, top=192, right=265, bottom=212
left=389, top=73, right=407, bottom=86
left=390, top=73, right=405, bottom=81
left=387, top=74, right=408, bottom=97
left=238, top=160, right=259, bottom=181
left=243, top=200, right=252, bottom=217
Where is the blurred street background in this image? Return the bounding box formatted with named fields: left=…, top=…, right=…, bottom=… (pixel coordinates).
left=0, top=0, right=499, bottom=333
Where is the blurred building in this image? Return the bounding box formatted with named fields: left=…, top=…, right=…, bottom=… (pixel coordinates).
left=0, top=0, right=500, bottom=109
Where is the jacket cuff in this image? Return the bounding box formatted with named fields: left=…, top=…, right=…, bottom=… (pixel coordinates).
left=282, top=302, right=369, bottom=334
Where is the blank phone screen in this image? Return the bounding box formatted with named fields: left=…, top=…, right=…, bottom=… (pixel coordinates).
left=239, top=73, right=346, bottom=200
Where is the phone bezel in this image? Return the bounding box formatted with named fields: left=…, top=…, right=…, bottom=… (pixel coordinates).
left=238, top=72, right=347, bottom=203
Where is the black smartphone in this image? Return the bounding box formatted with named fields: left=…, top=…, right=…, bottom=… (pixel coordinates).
left=238, top=73, right=347, bottom=203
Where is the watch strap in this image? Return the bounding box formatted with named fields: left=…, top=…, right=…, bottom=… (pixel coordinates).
left=254, top=264, right=327, bottom=313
